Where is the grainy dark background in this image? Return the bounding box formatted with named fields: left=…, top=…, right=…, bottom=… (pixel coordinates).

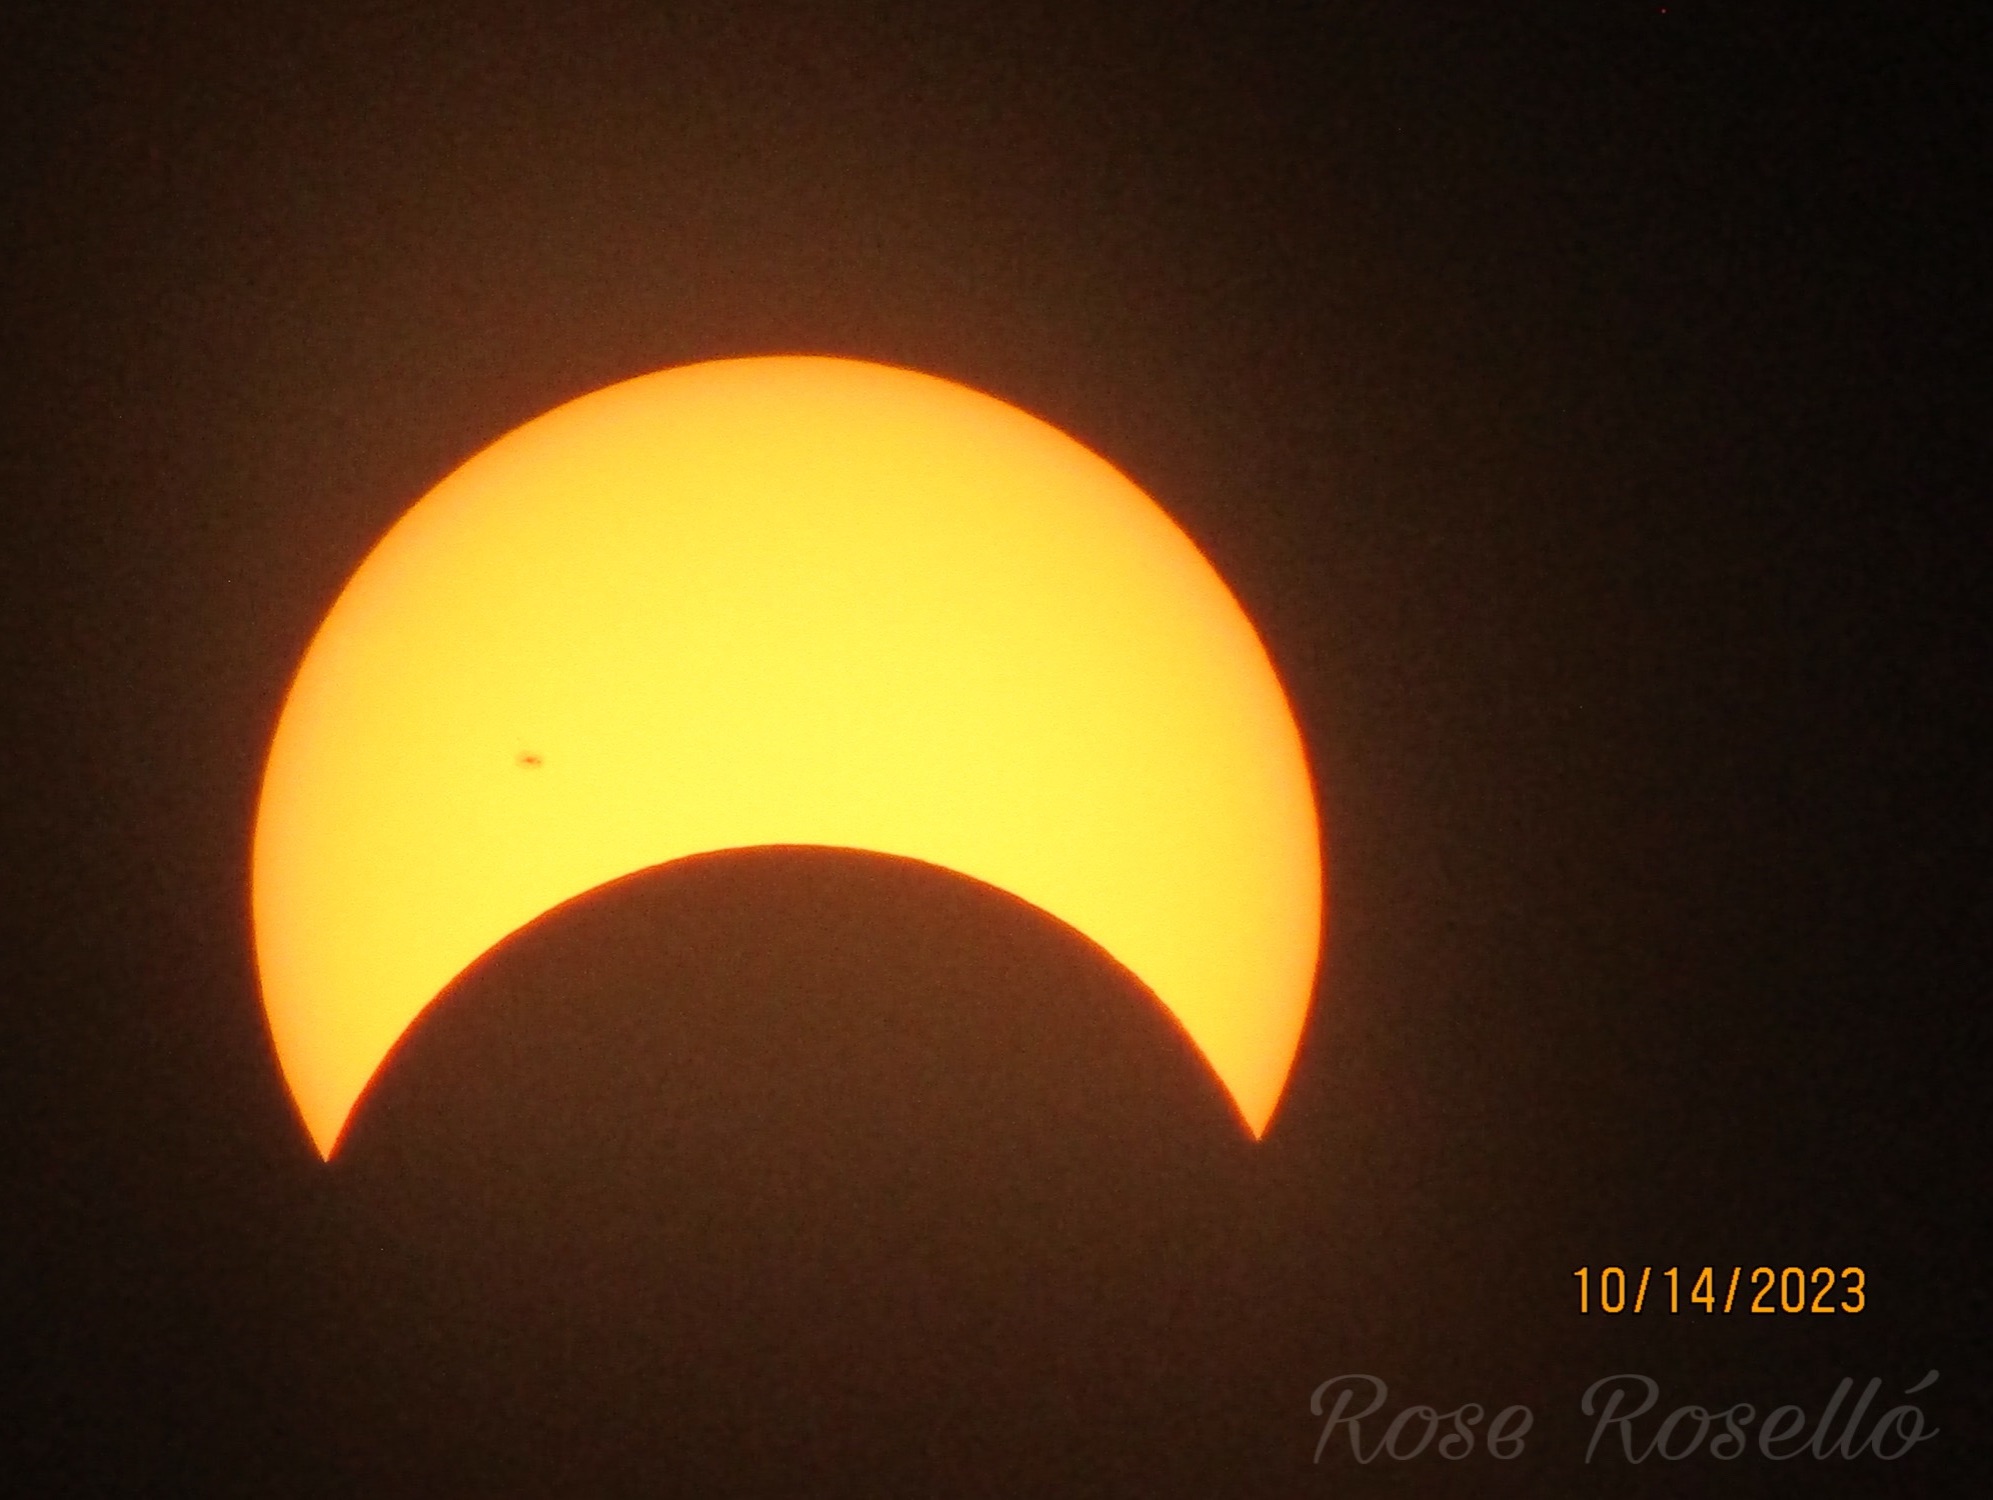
left=5, top=3, right=1984, bottom=1494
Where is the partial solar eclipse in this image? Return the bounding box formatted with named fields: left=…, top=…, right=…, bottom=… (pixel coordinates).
left=253, top=356, right=1322, bottom=1157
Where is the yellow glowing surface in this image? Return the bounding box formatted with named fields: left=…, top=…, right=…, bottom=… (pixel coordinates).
left=253, top=356, right=1322, bottom=1156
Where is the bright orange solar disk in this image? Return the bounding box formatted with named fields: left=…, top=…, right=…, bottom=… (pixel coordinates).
left=253, top=356, right=1322, bottom=1156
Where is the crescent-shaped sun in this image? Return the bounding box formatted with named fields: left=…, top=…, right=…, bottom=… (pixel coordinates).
left=252, top=356, right=1323, bottom=1157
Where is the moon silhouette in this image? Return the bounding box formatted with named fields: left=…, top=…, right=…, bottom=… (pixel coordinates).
left=252, top=356, right=1322, bottom=1157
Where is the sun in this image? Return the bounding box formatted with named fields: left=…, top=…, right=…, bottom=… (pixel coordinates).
left=253, top=356, right=1323, bottom=1156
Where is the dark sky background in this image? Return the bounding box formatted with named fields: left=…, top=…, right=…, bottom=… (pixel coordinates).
left=5, top=3, right=1985, bottom=1495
